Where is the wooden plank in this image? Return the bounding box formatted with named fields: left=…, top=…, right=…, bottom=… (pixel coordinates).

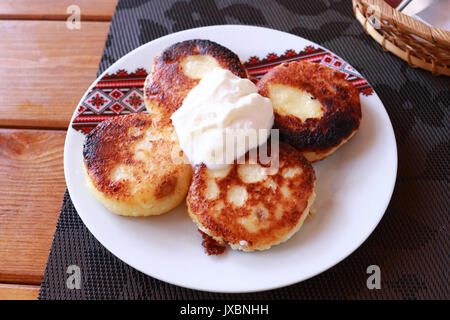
left=0, top=284, right=39, bottom=300
left=0, top=0, right=117, bottom=21
left=0, top=20, right=110, bottom=129
left=0, top=129, right=66, bottom=285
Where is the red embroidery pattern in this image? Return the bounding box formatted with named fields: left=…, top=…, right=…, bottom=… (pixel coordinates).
left=244, top=47, right=373, bottom=96
left=72, top=68, right=148, bottom=134
left=72, top=47, right=373, bottom=134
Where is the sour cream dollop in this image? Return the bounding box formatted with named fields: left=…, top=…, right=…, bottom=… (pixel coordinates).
left=170, top=67, right=274, bottom=169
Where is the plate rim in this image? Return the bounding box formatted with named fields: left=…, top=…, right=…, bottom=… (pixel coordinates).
left=64, top=24, right=398, bottom=293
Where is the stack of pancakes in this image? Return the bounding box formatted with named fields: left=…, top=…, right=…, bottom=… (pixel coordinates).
left=83, top=39, right=361, bottom=253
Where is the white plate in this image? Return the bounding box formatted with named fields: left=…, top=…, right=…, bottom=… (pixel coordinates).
left=64, top=25, right=397, bottom=293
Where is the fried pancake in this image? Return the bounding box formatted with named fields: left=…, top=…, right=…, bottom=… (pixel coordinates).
left=83, top=113, right=192, bottom=216
left=144, top=39, right=248, bottom=118
left=187, top=142, right=316, bottom=252
left=258, top=60, right=362, bottom=162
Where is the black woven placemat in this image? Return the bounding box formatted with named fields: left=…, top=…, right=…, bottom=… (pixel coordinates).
left=39, top=0, right=450, bottom=300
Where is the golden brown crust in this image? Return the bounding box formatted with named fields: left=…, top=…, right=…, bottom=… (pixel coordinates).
left=144, top=39, right=247, bottom=118
left=83, top=113, right=192, bottom=217
left=154, top=174, right=178, bottom=199
left=83, top=112, right=155, bottom=200
left=187, top=142, right=316, bottom=251
left=258, top=61, right=361, bottom=159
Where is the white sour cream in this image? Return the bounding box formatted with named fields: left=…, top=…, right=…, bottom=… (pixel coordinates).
left=170, top=68, right=274, bottom=169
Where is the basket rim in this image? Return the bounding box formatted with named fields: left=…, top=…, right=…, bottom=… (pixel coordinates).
left=355, top=0, right=450, bottom=46
left=353, top=0, right=450, bottom=75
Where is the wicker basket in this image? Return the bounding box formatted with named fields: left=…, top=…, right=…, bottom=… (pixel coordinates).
left=352, top=0, right=450, bottom=76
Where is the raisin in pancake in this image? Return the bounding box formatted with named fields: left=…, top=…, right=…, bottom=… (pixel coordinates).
left=83, top=113, right=192, bottom=216
left=144, top=39, right=248, bottom=118
left=258, top=60, right=362, bottom=162
left=187, top=142, right=316, bottom=252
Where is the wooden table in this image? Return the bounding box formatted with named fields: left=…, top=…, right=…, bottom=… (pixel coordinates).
left=0, top=0, right=117, bottom=300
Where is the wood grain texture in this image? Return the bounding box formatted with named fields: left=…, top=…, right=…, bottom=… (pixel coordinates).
left=0, top=0, right=117, bottom=21
left=0, top=20, right=110, bottom=129
left=0, top=129, right=66, bottom=285
left=0, top=284, right=39, bottom=300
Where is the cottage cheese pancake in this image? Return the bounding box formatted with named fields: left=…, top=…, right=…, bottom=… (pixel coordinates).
left=144, top=39, right=248, bottom=118
left=187, top=142, right=316, bottom=251
left=83, top=113, right=192, bottom=216
left=258, top=60, right=361, bottom=162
